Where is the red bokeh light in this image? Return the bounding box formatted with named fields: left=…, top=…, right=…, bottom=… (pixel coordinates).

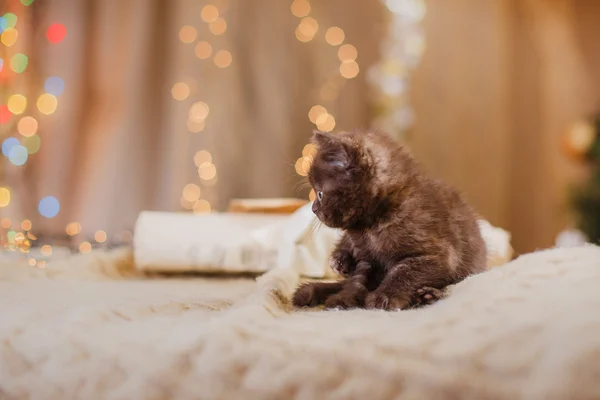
left=0, top=106, right=12, bottom=124
left=46, top=23, right=67, bottom=44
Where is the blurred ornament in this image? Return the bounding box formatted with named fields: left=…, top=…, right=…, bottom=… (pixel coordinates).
left=38, top=196, right=60, bottom=218
left=562, top=120, right=596, bottom=160
left=46, top=23, right=66, bottom=44
left=368, top=0, right=426, bottom=138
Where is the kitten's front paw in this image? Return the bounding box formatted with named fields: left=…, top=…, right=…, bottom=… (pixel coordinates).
left=365, top=291, right=408, bottom=311
left=410, top=286, right=446, bottom=308
left=293, top=284, right=320, bottom=308
left=329, top=250, right=356, bottom=276
left=324, top=293, right=359, bottom=310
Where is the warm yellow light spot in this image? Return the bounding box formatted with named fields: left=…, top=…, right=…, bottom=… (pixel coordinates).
left=21, top=220, right=32, bottom=231
left=194, top=150, right=212, bottom=166
left=27, top=231, right=37, bottom=240
left=189, top=101, right=209, bottom=122
left=566, top=121, right=595, bottom=154
left=93, top=230, right=106, bottom=243
left=171, top=82, right=190, bottom=101
left=8, top=94, right=27, bottom=115
left=195, top=41, right=213, bottom=59
left=0, top=188, right=11, bottom=207
left=295, top=157, right=307, bottom=176
left=179, top=25, right=197, bottom=43
left=66, top=222, right=81, bottom=236
left=37, top=94, right=58, bottom=115
left=180, top=197, right=195, bottom=210
left=309, top=189, right=316, bottom=202
left=213, top=50, right=232, bottom=68
left=193, top=199, right=211, bottom=214
left=79, top=241, right=92, bottom=253
left=295, top=27, right=313, bottom=43
left=316, top=113, right=336, bottom=132
left=299, top=17, right=318, bottom=36
left=182, top=183, right=201, bottom=202
left=337, top=44, right=357, bottom=61
left=28, top=258, right=37, bottom=267
left=308, top=105, right=327, bottom=124
left=302, top=143, right=317, bottom=157
left=209, top=18, right=227, bottom=35
left=339, top=60, right=360, bottom=79
left=1, top=28, right=18, bottom=47
left=203, top=177, right=217, bottom=187
left=290, top=0, right=311, bottom=17
left=37, top=260, right=46, bottom=269
left=325, top=26, right=345, bottom=46
left=187, top=120, right=205, bottom=133
left=18, top=116, right=38, bottom=137
left=1, top=218, right=10, bottom=229
left=41, top=245, right=52, bottom=256
left=201, top=5, right=219, bottom=22
left=14, top=232, right=25, bottom=242
left=198, top=161, right=217, bottom=180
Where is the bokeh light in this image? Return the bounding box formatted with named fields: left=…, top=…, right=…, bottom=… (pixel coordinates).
left=179, top=25, right=197, bottom=43
left=213, top=50, right=232, bottom=68
left=209, top=18, right=227, bottom=35
left=28, top=258, right=36, bottom=266
left=302, top=143, right=317, bottom=157
left=22, top=135, right=41, bottom=154
left=0, top=188, right=10, bottom=207
left=171, top=82, right=190, bottom=101
left=2, top=137, right=19, bottom=156
left=340, top=60, right=360, bottom=79
left=187, top=120, right=205, bottom=133
left=296, top=17, right=318, bottom=42
left=182, top=183, right=201, bottom=202
left=38, top=196, right=60, bottom=218
left=325, top=27, right=345, bottom=46
left=8, top=145, right=28, bottom=166
left=1, top=28, right=18, bottom=47
left=7, top=94, right=27, bottom=115
left=1, top=218, right=11, bottom=228
left=195, top=41, right=213, bottom=59
left=194, top=150, right=212, bottom=166
left=66, top=222, right=81, bottom=236
left=201, top=5, right=219, bottom=23
left=3, top=13, right=17, bottom=28
left=44, top=76, right=65, bottom=96
left=308, top=105, right=327, bottom=124
left=193, top=199, right=211, bottom=214
left=79, top=241, right=92, bottom=253
left=291, top=0, right=311, bottom=17
left=198, top=161, right=217, bottom=180
left=20, top=0, right=35, bottom=5
left=295, top=157, right=308, bottom=176
left=21, top=220, right=32, bottom=231
left=180, top=197, right=195, bottom=210
left=37, top=260, right=46, bottom=269
left=189, top=102, right=209, bottom=122
left=41, top=245, right=52, bottom=256
left=309, top=189, right=316, bottom=202
left=0, top=106, right=11, bottom=124
left=0, top=17, right=6, bottom=34
left=37, top=94, right=58, bottom=115
left=94, top=230, right=107, bottom=243
left=18, top=116, right=38, bottom=137
left=316, top=113, right=336, bottom=132
left=338, top=44, right=357, bottom=61
left=46, top=23, right=67, bottom=44
left=10, top=53, right=28, bottom=73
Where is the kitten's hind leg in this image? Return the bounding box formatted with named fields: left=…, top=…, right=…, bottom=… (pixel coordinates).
left=410, top=286, right=447, bottom=308
left=293, top=281, right=344, bottom=308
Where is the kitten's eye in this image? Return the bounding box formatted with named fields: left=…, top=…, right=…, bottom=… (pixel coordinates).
left=317, top=191, right=323, bottom=201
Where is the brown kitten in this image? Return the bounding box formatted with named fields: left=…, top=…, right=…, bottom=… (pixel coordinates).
left=293, top=129, right=487, bottom=311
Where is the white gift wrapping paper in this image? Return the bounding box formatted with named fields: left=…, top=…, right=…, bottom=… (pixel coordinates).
left=134, top=204, right=513, bottom=277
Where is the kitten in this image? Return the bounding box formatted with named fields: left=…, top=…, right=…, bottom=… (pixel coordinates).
left=293, top=129, right=487, bottom=310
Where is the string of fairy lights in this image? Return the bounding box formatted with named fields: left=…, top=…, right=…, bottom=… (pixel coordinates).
left=289, top=0, right=362, bottom=201
left=173, top=2, right=232, bottom=214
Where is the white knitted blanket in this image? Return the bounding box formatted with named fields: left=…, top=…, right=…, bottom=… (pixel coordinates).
left=1, top=245, right=600, bottom=399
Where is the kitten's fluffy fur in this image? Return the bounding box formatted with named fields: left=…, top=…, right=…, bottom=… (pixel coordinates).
left=293, top=130, right=487, bottom=310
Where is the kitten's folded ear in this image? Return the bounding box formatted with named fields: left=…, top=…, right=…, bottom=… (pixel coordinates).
left=311, top=130, right=353, bottom=169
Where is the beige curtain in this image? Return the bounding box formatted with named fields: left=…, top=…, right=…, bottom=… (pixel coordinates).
left=15, top=0, right=384, bottom=238
left=410, top=0, right=599, bottom=253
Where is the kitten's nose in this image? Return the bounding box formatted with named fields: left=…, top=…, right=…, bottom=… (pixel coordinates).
left=311, top=201, right=318, bottom=214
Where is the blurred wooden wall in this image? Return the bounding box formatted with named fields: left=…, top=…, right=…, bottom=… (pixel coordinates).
left=410, top=0, right=600, bottom=253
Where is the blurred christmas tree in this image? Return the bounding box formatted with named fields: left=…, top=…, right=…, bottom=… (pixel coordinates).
left=563, top=115, right=600, bottom=244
